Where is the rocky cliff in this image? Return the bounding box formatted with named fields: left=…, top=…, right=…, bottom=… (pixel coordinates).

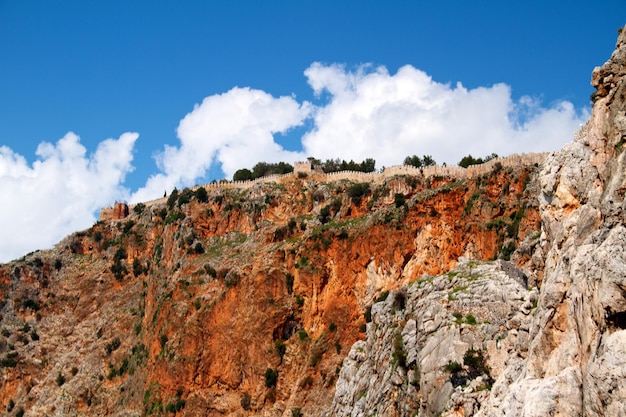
left=0, top=27, right=623, bottom=417
left=476, top=26, right=626, bottom=416
left=0, top=151, right=541, bottom=416
left=326, top=26, right=626, bottom=417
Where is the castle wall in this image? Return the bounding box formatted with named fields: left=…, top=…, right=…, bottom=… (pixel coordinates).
left=104, top=152, right=548, bottom=219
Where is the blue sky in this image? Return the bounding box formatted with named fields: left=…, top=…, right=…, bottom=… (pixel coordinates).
left=0, top=0, right=624, bottom=261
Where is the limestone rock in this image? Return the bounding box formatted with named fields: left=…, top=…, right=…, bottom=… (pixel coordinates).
left=477, top=26, right=626, bottom=417
left=326, top=260, right=537, bottom=417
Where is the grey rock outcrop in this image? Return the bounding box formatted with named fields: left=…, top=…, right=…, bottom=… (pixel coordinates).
left=327, top=260, right=538, bottom=417
left=476, top=26, right=626, bottom=417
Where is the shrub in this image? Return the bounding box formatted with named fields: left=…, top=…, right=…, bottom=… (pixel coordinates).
left=292, top=407, right=303, bottom=417
left=113, top=248, right=127, bottom=262
left=111, top=261, right=127, bottom=281
left=285, top=273, right=294, bottom=294
left=392, top=332, right=407, bottom=368
left=347, top=183, right=370, bottom=205
left=299, top=375, right=314, bottom=389
left=23, top=299, right=40, bottom=311
left=166, top=398, right=186, bottom=413
left=444, top=360, right=463, bottom=373
left=177, top=188, right=193, bottom=207
left=463, top=347, right=489, bottom=377
left=204, top=264, right=217, bottom=278
left=164, top=211, right=185, bottom=225
left=56, top=372, right=65, bottom=386
left=133, top=202, right=145, bottom=215
left=264, top=368, right=278, bottom=388
left=452, top=311, right=463, bottom=324
left=392, top=289, right=407, bottom=310
left=167, top=188, right=179, bottom=209
left=105, top=337, right=121, bottom=355
left=465, top=314, right=478, bottom=325
left=364, top=306, right=372, bottom=323
left=394, top=193, right=405, bottom=208
left=310, top=347, right=323, bottom=366
left=274, top=339, right=286, bottom=359
left=0, top=352, right=18, bottom=368
left=195, top=187, right=208, bottom=203
left=224, top=271, right=240, bottom=287
left=298, top=329, right=308, bottom=341
left=132, top=259, right=144, bottom=277
left=241, top=392, right=252, bottom=410
left=54, top=258, right=63, bottom=270
left=159, top=334, right=168, bottom=348
left=318, top=205, right=332, bottom=224
left=296, top=257, right=309, bottom=268
left=376, top=290, right=389, bottom=303
left=193, top=242, right=204, bottom=254
left=123, top=220, right=135, bottom=234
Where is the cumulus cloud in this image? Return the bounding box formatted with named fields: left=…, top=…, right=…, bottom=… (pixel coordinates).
left=3, top=62, right=587, bottom=262
left=0, top=132, right=136, bottom=262
left=302, top=63, right=588, bottom=167
left=131, top=87, right=311, bottom=202
left=131, top=63, right=587, bottom=205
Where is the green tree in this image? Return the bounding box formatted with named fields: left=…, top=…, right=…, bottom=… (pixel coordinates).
left=422, top=155, right=436, bottom=166
left=167, top=188, right=179, bottom=209
left=403, top=155, right=423, bottom=167
left=233, top=168, right=253, bottom=181
left=360, top=157, right=376, bottom=172
left=195, top=187, right=208, bottom=203
left=459, top=153, right=497, bottom=168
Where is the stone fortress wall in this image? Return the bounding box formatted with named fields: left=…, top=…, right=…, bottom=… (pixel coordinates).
left=100, top=152, right=548, bottom=220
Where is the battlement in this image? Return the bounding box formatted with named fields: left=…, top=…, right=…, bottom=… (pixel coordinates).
left=99, top=202, right=129, bottom=222
left=293, top=161, right=314, bottom=174
left=100, top=152, right=548, bottom=220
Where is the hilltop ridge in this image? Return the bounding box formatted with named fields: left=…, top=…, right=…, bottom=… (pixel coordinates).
left=100, top=152, right=547, bottom=221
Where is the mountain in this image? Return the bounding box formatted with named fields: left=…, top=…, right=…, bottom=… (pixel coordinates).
left=1, top=26, right=624, bottom=417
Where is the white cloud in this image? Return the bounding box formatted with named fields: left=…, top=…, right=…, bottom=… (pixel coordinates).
left=302, top=63, right=588, bottom=167
left=132, top=63, right=587, bottom=205
left=131, top=87, right=311, bottom=203
left=0, top=63, right=590, bottom=263
left=0, top=132, right=136, bottom=262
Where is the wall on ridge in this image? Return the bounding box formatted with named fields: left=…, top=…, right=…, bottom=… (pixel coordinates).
left=100, top=152, right=548, bottom=220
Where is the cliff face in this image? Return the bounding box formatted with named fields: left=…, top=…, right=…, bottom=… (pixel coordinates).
left=0, top=156, right=541, bottom=416
left=325, top=27, right=626, bottom=417
left=477, top=27, right=626, bottom=416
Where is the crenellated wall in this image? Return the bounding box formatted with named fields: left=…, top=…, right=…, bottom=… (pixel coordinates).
left=100, top=152, right=548, bottom=220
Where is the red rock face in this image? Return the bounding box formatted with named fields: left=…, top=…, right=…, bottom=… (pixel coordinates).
left=0, top=165, right=541, bottom=416
left=113, top=202, right=129, bottom=220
